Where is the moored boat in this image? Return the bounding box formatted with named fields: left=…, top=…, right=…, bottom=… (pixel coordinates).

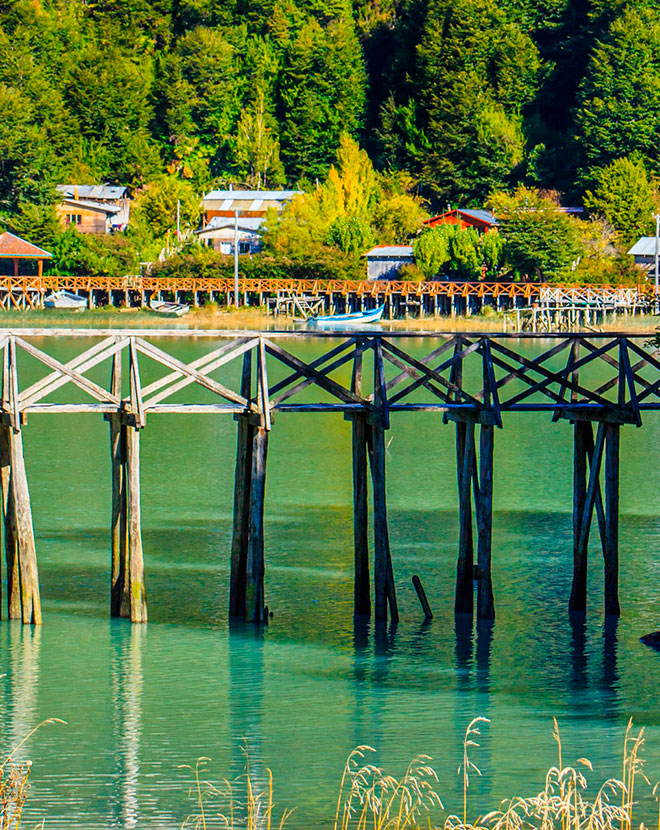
left=43, top=290, right=87, bottom=310
left=149, top=300, right=190, bottom=317
left=309, top=305, right=385, bottom=328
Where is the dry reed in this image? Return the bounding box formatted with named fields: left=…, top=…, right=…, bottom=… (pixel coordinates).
left=182, top=719, right=660, bottom=830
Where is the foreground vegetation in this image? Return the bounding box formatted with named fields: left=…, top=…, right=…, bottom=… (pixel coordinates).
left=181, top=719, right=658, bottom=830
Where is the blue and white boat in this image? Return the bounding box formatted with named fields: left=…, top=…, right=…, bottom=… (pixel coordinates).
left=44, top=290, right=87, bottom=310
left=309, top=305, right=385, bottom=328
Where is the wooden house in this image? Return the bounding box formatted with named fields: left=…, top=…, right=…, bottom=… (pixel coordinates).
left=424, top=208, right=498, bottom=233
left=196, top=217, right=265, bottom=254
left=56, top=185, right=131, bottom=234
left=363, top=245, right=414, bottom=281
left=201, top=189, right=301, bottom=224
left=628, top=237, right=657, bottom=270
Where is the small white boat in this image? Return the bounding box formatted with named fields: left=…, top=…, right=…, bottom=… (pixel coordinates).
left=150, top=300, right=190, bottom=317
left=44, top=290, right=87, bottom=310
left=310, top=305, right=385, bottom=328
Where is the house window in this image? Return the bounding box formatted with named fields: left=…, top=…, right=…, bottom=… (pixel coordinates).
left=238, top=241, right=250, bottom=254
left=66, top=214, right=82, bottom=226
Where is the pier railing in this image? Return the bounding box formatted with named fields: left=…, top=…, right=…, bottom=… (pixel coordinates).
left=2, top=329, right=659, bottom=628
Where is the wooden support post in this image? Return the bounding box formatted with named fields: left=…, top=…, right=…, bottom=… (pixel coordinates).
left=246, top=426, right=268, bottom=623
left=351, top=342, right=370, bottom=617
left=455, top=419, right=475, bottom=614
left=569, top=421, right=590, bottom=612
left=124, top=424, right=147, bottom=622
left=230, top=352, right=253, bottom=619
left=0, top=423, right=18, bottom=619
left=603, top=423, right=621, bottom=616
left=476, top=424, right=494, bottom=618
left=109, top=353, right=128, bottom=618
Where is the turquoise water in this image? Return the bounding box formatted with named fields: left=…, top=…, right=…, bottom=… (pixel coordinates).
left=3, top=335, right=660, bottom=828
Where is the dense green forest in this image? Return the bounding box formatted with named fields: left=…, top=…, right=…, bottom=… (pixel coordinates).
left=2, top=0, right=659, bottom=280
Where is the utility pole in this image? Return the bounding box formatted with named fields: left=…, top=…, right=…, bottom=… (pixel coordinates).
left=655, top=213, right=659, bottom=315
left=176, top=199, right=181, bottom=242
left=234, top=209, right=240, bottom=307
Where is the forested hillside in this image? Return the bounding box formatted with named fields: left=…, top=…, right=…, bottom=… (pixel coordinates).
left=2, top=0, right=659, bottom=278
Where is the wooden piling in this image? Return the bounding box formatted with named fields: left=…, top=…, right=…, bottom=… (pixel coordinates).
left=455, top=419, right=475, bottom=614
left=351, top=343, right=370, bottom=617
left=125, top=424, right=147, bottom=622
left=230, top=353, right=253, bottom=619
left=246, top=426, right=268, bottom=623
left=0, top=423, right=18, bottom=619
left=368, top=424, right=398, bottom=623
left=569, top=421, right=590, bottom=612
left=109, top=353, right=128, bottom=618
left=603, top=423, right=621, bottom=616
left=476, top=424, right=494, bottom=618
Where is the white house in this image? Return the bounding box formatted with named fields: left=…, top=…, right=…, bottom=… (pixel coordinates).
left=628, top=237, right=658, bottom=269
left=201, top=189, right=301, bottom=224
left=196, top=216, right=265, bottom=254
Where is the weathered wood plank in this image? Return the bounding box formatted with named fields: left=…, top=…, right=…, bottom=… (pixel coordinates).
left=230, top=352, right=253, bottom=619
left=476, top=424, right=494, bottom=618
left=246, top=426, right=268, bottom=623
left=125, top=425, right=147, bottom=622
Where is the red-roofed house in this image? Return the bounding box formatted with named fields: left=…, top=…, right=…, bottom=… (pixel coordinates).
left=424, top=209, right=498, bottom=233
left=0, top=232, right=52, bottom=277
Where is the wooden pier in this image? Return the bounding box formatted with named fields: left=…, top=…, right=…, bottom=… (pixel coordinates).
left=0, top=327, right=658, bottom=627
left=0, top=275, right=651, bottom=320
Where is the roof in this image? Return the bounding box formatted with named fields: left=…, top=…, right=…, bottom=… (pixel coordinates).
left=0, top=232, right=52, bottom=259
left=61, top=198, right=121, bottom=215
left=363, top=245, right=414, bottom=258
left=425, top=209, right=498, bottom=226
left=203, top=190, right=301, bottom=202
left=57, top=184, right=128, bottom=201
left=197, top=216, right=265, bottom=234
left=628, top=237, right=657, bottom=256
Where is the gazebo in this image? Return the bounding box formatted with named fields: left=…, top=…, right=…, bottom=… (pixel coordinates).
left=0, top=232, right=52, bottom=277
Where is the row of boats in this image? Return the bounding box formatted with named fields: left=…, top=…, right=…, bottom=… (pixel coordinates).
left=43, top=290, right=386, bottom=328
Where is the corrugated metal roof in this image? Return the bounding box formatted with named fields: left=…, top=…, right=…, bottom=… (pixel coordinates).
left=0, top=232, right=52, bottom=258
left=203, top=189, right=301, bottom=202
left=61, top=198, right=121, bottom=215
left=197, top=217, right=265, bottom=233
left=458, top=208, right=498, bottom=225
left=628, top=237, right=658, bottom=256
left=364, top=245, right=413, bottom=258
left=57, top=184, right=128, bottom=200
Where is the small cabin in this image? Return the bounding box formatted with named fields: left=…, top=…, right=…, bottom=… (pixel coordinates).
left=201, top=189, right=301, bottom=225
left=628, top=237, right=657, bottom=270
left=196, top=217, right=264, bottom=255
left=424, top=209, right=498, bottom=234
left=363, top=245, right=414, bottom=281
left=56, top=184, right=131, bottom=234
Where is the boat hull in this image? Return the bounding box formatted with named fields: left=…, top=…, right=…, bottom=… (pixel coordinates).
left=44, top=291, right=87, bottom=310
left=311, top=305, right=385, bottom=328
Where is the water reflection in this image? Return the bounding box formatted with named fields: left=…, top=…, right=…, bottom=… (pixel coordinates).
left=228, top=623, right=266, bottom=819
left=601, top=616, right=620, bottom=718
left=110, top=624, right=145, bottom=830
left=569, top=612, right=588, bottom=692
left=8, top=623, right=41, bottom=756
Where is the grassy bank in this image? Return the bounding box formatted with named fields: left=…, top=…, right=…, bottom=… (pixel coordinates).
left=0, top=306, right=657, bottom=333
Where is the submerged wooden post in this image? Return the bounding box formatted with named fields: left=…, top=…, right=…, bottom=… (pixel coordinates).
left=230, top=351, right=253, bottom=618
left=124, top=423, right=146, bottom=622
left=476, top=423, right=494, bottom=619
left=368, top=340, right=398, bottom=623
left=603, top=423, right=621, bottom=616
left=246, top=426, right=268, bottom=622
left=455, top=419, right=475, bottom=614
left=351, top=341, right=370, bottom=617
left=569, top=420, right=590, bottom=612
left=109, top=352, right=128, bottom=618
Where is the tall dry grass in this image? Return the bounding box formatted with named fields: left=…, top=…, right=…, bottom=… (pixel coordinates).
left=182, top=718, right=659, bottom=830
left=0, top=717, right=65, bottom=830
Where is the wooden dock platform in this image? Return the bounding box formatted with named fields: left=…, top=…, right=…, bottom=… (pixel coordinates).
left=0, top=275, right=651, bottom=319
left=0, top=328, right=658, bottom=626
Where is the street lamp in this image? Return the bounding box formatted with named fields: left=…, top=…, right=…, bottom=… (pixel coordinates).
left=233, top=209, right=240, bottom=308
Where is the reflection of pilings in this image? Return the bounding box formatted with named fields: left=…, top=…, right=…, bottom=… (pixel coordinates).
left=8, top=624, right=41, bottom=755
left=601, top=616, right=620, bottom=718
left=228, top=624, right=266, bottom=813
left=569, top=612, right=588, bottom=692
left=110, top=625, right=145, bottom=829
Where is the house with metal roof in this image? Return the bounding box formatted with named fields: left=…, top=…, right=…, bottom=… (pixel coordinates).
left=424, top=209, right=498, bottom=233
left=628, top=236, right=658, bottom=269
left=363, top=245, right=414, bottom=281
left=202, top=189, right=301, bottom=223
left=56, top=184, right=131, bottom=233
left=196, top=216, right=265, bottom=255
